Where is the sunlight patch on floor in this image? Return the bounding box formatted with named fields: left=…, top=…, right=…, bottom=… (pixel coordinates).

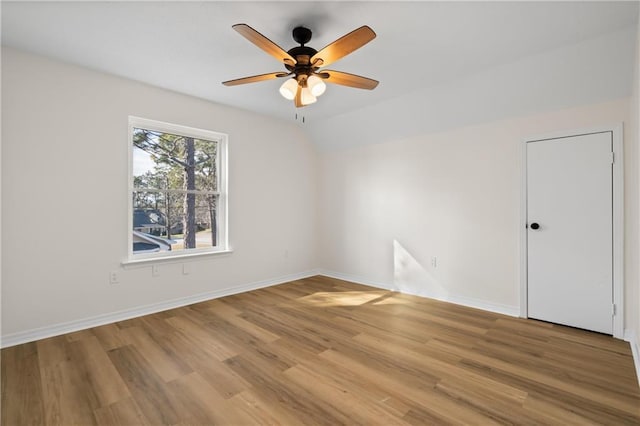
left=297, top=291, right=388, bottom=307
left=372, top=295, right=413, bottom=306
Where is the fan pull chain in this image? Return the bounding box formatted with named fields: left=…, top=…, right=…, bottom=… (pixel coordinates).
left=294, top=113, right=306, bottom=124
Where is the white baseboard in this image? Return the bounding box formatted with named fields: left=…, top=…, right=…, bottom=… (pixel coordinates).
left=318, top=269, right=520, bottom=317
left=623, top=329, right=640, bottom=386
left=444, top=294, right=520, bottom=317
left=1, top=269, right=320, bottom=348
left=317, top=269, right=394, bottom=291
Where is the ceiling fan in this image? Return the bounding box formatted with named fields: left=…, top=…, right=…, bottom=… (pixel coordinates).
left=222, top=24, right=379, bottom=108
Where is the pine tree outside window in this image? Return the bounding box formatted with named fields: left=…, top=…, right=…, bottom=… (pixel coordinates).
left=128, top=117, right=228, bottom=261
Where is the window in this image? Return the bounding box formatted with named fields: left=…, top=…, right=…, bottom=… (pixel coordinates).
left=128, top=117, right=228, bottom=261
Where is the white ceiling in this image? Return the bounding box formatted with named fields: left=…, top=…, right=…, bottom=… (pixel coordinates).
left=2, top=1, right=639, bottom=144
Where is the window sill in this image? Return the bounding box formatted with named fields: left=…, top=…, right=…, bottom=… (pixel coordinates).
left=121, top=249, right=233, bottom=268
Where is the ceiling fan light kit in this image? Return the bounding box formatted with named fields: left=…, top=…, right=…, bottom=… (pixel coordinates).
left=223, top=23, right=378, bottom=109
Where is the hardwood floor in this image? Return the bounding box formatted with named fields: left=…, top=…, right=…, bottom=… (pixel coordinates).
left=2, top=275, right=639, bottom=425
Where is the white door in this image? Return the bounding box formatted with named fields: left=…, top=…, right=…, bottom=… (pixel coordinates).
left=526, top=132, right=613, bottom=334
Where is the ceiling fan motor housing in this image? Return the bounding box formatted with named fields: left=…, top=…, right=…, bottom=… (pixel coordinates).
left=286, top=27, right=320, bottom=78
left=286, top=45, right=319, bottom=74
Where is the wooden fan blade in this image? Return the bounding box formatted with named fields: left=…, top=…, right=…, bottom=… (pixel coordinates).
left=222, top=72, right=288, bottom=86
left=294, top=84, right=304, bottom=108
left=233, top=24, right=296, bottom=65
left=322, top=70, right=379, bottom=90
left=310, top=26, right=376, bottom=67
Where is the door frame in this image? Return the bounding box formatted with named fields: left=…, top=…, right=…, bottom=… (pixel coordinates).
left=519, top=124, right=624, bottom=339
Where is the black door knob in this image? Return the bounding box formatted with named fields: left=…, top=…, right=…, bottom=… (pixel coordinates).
left=530, top=222, right=540, bottom=230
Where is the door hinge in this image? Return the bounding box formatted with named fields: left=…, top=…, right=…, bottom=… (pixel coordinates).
left=612, top=303, right=616, bottom=316
left=610, top=152, right=615, bottom=164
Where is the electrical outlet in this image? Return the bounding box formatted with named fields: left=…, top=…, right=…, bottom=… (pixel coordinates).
left=431, top=257, right=437, bottom=268
left=110, top=271, right=119, bottom=284
left=152, top=264, right=160, bottom=277
left=182, top=263, right=190, bottom=275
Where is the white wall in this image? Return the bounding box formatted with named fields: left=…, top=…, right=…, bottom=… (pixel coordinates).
left=318, top=99, right=636, bottom=325
left=1, top=48, right=317, bottom=341
left=632, top=9, right=640, bottom=354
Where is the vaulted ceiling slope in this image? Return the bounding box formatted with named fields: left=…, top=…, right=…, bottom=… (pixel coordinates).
left=2, top=1, right=638, bottom=150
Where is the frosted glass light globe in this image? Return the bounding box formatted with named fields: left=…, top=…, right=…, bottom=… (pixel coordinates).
left=307, top=75, right=326, bottom=97
left=301, top=87, right=317, bottom=105
left=279, top=78, right=298, bottom=100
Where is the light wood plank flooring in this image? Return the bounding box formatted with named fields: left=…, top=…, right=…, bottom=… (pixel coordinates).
left=2, top=275, right=639, bottom=425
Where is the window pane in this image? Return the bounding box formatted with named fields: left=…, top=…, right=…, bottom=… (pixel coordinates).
left=175, top=194, right=220, bottom=249
left=129, top=117, right=227, bottom=260
left=132, top=191, right=219, bottom=253
left=132, top=128, right=217, bottom=191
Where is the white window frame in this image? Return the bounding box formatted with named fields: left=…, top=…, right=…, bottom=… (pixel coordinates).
left=125, top=116, right=229, bottom=264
